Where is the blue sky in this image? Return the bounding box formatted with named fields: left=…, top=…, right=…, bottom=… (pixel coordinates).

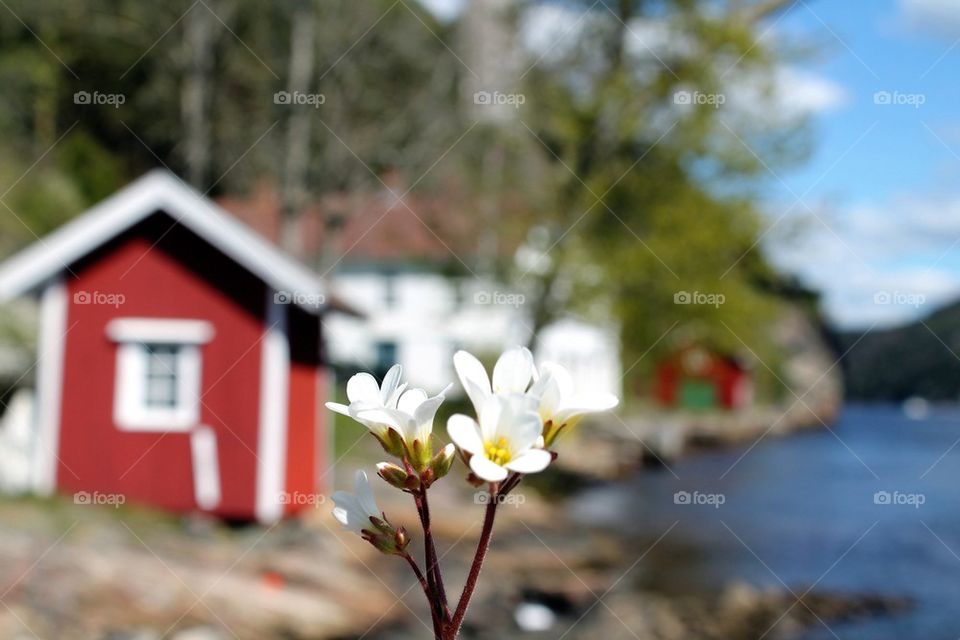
left=766, top=0, right=960, bottom=328
left=417, top=0, right=960, bottom=329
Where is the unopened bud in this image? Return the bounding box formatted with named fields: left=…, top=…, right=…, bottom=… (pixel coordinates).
left=361, top=516, right=409, bottom=555
left=410, top=436, right=433, bottom=473
left=428, top=443, right=456, bottom=483
left=377, top=462, right=414, bottom=490
left=374, top=428, right=406, bottom=459
left=394, top=526, right=408, bottom=549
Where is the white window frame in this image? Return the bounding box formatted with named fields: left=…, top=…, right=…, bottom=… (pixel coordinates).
left=108, top=318, right=213, bottom=431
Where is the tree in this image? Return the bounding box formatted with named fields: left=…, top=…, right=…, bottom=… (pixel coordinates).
left=454, top=0, right=810, bottom=390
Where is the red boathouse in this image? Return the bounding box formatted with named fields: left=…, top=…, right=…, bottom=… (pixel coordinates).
left=0, top=170, right=337, bottom=523
left=653, top=345, right=753, bottom=410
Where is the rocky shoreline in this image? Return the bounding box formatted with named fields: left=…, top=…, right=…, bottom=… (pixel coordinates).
left=0, top=459, right=912, bottom=640
left=366, top=481, right=910, bottom=640
left=554, top=398, right=840, bottom=483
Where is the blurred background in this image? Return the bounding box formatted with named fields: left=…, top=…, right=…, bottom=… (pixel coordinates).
left=0, top=0, right=958, bottom=638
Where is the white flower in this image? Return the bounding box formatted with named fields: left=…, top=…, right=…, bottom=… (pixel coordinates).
left=356, top=385, right=450, bottom=448
left=453, top=348, right=619, bottom=447
left=331, top=470, right=382, bottom=534
left=447, top=395, right=551, bottom=482
left=528, top=362, right=619, bottom=445
left=453, top=347, right=536, bottom=415
left=325, top=364, right=407, bottom=440
left=332, top=470, right=409, bottom=554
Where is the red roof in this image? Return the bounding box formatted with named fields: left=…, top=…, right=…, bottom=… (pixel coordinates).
left=217, top=176, right=498, bottom=266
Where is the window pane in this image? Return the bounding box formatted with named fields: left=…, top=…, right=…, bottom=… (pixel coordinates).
left=146, top=344, right=178, bottom=376
left=144, top=344, right=180, bottom=409
left=375, top=341, right=397, bottom=380
left=146, top=377, right=177, bottom=407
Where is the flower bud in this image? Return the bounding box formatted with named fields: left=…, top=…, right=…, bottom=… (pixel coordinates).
left=394, top=526, right=408, bottom=550
left=361, top=515, right=409, bottom=555
left=378, top=428, right=407, bottom=459
left=410, top=436, right=433, bottom=473
left=377, top=461, right=416, bottom=491
left=429, top=443, right=456, bottom=482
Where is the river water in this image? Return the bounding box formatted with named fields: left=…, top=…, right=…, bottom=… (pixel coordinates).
left=570, top=404, right=960, bottom=639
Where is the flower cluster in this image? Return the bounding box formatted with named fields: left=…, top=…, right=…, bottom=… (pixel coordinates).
left=328, top=348, right=618, bottom=640
left=450, top=347, right=619, bottom=480
left=326, top=365, right=454, bottom=481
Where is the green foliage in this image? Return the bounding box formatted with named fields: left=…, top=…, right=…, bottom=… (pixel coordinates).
left=0, top=0, right=814, bottom=402
left=464, top=0, right=812, bottom=394
left=0, top=0, right=461, bottom=206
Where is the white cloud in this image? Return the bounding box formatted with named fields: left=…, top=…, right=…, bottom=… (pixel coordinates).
left=768, top=193, right=960, bottom=328
left=520, top=5, right=690, bottom=62
left=773, top=67, right=850, bottom=116
left=722, top=66, right=850, bottom=123
left=415, top=0, right=466, bottom=23
left=519, top=4, right=848, bottom=122
left=898, top=0, right=960, bottom=37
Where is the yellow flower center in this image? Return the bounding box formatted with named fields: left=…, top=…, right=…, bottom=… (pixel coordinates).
left=484, top=437, right=512, bottom=466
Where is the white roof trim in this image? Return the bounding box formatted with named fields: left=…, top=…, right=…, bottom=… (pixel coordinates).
left=0, top=169, right=328, bottom=314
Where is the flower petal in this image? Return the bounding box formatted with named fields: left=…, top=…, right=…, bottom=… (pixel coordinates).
left=385, top=382, right=408, bottom=409
left=492, top=347, right=534, bottom=394
left=454, top=350, right=492, bottom=413
left=504, top=448, right=552, bottom=474
left=540, top=362, right=573, bottom=397
left=447, top=414, right=483, bottom=454
left=356, top=408, right=408, bottom=434
left=469, top=454, right=509, bottom=482
left=413, top=394, right=445, bottom=442
left=506, top=410, right=544, bottom=453
left=537, top=377, right=562, bottom=419
left=347, top=373, right=381, bottom=404
left=478, top=395, right=503, bottom=442
left=380, top=364, right=403, bottom=404
left=332, top=492, right=367, bottom=532
left=556, top=393, right=620, bottom=423
left=398, top=388, right=428, bottom=415
left=354, top=470, right=379, bottom=518
left=325, top=401, right=351, bottom=417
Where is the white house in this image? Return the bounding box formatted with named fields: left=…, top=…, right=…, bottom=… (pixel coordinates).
left=324, top=267, right=620, bottom=396
left=220, top=180, right=622, bottom=397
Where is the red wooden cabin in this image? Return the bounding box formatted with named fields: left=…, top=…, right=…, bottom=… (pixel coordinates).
left=0, top=170, right=337, bottom=523
left=654, top=345, right=752, bottom=410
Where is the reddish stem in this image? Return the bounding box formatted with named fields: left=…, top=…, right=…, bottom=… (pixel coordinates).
left=500, top=471, right=522, bottom=496
left=420, top=488, right=450, bottom=616
left=446, top=484, right=499, bottom=639
left=415, top=488, right=450, bottom=629
left=401, top=552, right=442, bottom=639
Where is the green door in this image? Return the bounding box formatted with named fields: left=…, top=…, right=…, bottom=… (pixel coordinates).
left=679, top=380, right=716, bottom=410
